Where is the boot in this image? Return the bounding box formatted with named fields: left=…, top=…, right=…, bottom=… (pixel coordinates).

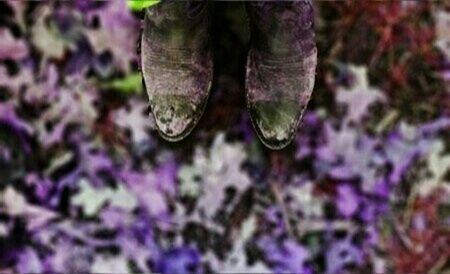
left=141, top=0, right=212, bottom=141
left=245, top=0, right=317, bottom=149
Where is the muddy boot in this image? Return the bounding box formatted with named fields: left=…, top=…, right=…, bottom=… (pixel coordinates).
left=141, top=0, right=212, bottom=141
left=245, top=1, right=317, bottom=149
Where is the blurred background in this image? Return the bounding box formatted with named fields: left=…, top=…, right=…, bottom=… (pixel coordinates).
left=0, top=1, right=449, bottom=273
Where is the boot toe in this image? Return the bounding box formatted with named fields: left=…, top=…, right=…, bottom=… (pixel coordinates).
left=151, top=94, right=206, bottom=142
left=245, top=48, right=317, bottom=149
left=249, top=99, right=302, bottom=150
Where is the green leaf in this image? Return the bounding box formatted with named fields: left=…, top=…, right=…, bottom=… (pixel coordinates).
left=127, top=0, right=160, bottom=11
left=100, top=73, right=143, bottom=95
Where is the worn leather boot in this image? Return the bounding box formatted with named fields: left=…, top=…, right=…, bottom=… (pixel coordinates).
left=141, top=0, right=212, bottom=141
left=245, top=1, right=317, bottom=149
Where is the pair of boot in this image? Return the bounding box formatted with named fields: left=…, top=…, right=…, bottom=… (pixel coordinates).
left=141, top=0, right=317, bottom=149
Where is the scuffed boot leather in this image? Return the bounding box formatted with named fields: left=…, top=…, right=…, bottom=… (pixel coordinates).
left=141, top=0, right=212, bottom=141
left=246, top=1, right=317, bottom=149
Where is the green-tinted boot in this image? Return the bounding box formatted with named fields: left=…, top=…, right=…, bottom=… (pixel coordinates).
left=245, top=1, right=317, bottom=149
left=141, top=1, right=212, bottom=141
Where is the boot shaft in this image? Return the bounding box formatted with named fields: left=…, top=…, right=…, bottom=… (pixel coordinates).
left=246, top=0, right=316, bottom=57
left=143, top=0, right=209, bottom=51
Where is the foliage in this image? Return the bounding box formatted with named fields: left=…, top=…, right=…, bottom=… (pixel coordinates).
left=0, top=1, right=449, bottom=273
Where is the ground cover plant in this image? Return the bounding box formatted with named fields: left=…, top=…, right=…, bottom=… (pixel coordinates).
left=0, top=1, right=449, bottom=273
